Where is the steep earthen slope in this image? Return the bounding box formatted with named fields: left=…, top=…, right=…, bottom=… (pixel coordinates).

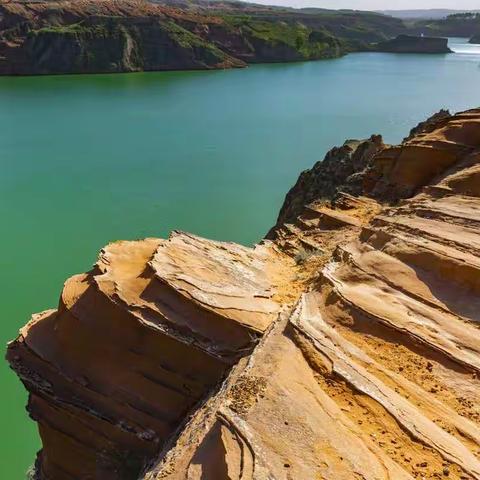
left=0, top=0, right=407, bottom=75
left=0, top=0, right=344, bottom=75
left=7, top=108, right=480, bottom=480
left=0, top=0, right=245, bottom=74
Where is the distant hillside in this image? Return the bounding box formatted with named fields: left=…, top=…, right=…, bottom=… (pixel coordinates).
left=0, top=0, right=405, bottom=76
left=155, top=0, right=405, bottom=47
left=378, top=9, right=480, bottom=20
left=409, top=12, right=480, bottom=37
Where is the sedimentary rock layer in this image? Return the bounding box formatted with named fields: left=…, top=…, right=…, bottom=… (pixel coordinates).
left=7, top=232, right=289, bottom=479
left=266, top=134, right=385, bottom=236
left=8, top=108, right=480, bottom=479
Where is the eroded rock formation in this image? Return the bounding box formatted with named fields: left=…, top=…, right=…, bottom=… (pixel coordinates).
left=0, top=0, right=245, bottom=74
left=7, top=232, right=292, bottom=479
left=403, top=108, right=451, bottom=142
left=266, top=134, right=385, bottom=236
left=0, top=0, right=403, bottom=75
left=7, top=108, right=480, bottom=479
left=0, top=0, right=412, bottom=75
left=375, top=34, right=452, bottom=53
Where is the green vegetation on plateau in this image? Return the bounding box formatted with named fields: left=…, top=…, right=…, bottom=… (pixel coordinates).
left=220, top=14, right=343, bottom=60
left=163, top=21, right=228, bottom=60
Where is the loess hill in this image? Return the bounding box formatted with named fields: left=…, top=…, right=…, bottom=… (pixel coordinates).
left=7, top=108, right=480, bottom=480
left=0, top=0, right=405, bottom=74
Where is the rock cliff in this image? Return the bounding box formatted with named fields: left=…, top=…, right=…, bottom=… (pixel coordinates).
left=0, top=0, right=244, bottom=74
left=7, top=108, right=480, bottom=480
left=374, top=34, right=452, bottom=53
left=0, top=0, right=406, bottom=75
left=403, top=108, right=451, bottom=141
left=267, top=108, right=452, bottom=236
left=266, top=134, right=386, bottom=236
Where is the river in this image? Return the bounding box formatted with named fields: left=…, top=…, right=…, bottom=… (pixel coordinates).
left=0, top=37, right=479, bottom=478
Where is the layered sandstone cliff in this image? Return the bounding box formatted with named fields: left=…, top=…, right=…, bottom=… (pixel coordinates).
left=7, top=108, right=480, bottom=480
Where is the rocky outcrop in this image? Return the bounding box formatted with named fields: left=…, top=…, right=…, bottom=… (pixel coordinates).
left=6, top=232, right=293, bottom=479
left=7, top=108, right=480, bottom=480
left=0, top=0, right=244, bottom=75
left=268, top=108, right=455, bottom=240
left=470, top=33, right=480, bottom=44
left=145, top=108, right=480, bottom=480
left=403, top=108, right=451, bottom=142
left=0, top=0, right=410, bottom=75
left=365, top=109, right=480, bottom=200
left=0, top=0, right=349, bottom=75
left=374, top=34, right=452, bottom=53
left=267, top=135, right=385, bottom=236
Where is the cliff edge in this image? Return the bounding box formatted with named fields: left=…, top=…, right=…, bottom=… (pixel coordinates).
left=7, top=108, right=480, bottom=480
left=375, top=34, right=452, bottom=53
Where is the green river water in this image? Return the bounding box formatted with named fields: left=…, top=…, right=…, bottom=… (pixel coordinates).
left=1, top=37, right=480, bottom=478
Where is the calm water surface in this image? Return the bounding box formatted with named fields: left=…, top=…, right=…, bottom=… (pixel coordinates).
left=1, top=37, right=480, bottom=478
